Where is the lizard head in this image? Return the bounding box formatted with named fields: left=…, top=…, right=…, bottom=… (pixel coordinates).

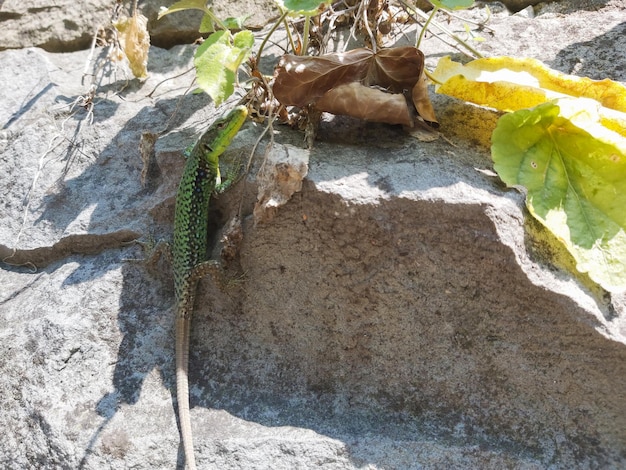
left=197, top=105, right=248, bottom=163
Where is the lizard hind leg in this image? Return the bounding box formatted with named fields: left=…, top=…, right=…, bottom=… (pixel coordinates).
left=190, top=259, right=223, bottom=286
left=123, top=238, right=172, bottom=267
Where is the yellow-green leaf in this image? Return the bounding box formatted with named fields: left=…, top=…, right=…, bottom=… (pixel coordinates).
left=492, top=98, right=626, bottom=292
left=223, top=15, right=251, bottom=30
left=274, top=0, right=332, bottom=16
left=432, top=56, right=626, bottom=116
left=199, top=13, right=216, bottom=33
left=194, top=30, right=253, bottom=105
left=232, top=30, right=254, bottom=50
left=157, top=0, right=209, bottom=20
left=430, top=0, right=474, bottom=10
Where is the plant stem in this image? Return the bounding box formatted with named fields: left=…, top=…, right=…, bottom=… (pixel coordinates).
left=400, top=0, right=484, bottom=59
left=358, top=0, right=376, bottom=53
left=256, top=9, right=290, bottom=66
left=301, top=15, right=310, bottom=55
left=424, top=68, right=440, bottom=85
left=416, top=5, right=438, bottom=50
left=208, top=10, right=228, bottom=32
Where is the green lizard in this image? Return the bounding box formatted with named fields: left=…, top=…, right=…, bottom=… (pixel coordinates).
left=172, top=105, right=248, bottom=470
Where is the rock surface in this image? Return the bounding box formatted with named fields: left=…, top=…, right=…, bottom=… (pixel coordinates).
left=1, top=1, right=626, bottom=469
left=0, top=0, right=277, bottom=51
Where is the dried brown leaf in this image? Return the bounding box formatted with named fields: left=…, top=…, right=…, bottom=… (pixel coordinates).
left=365, top=47, right=424, bottom=92
left=114, top=13, right=150, bottom=80
left=412, top=72, right=439, bottom=126
left=273, top=48, right=373, bottom=107
left=274, top=47, right=425, bottom=106
left=273, top=47, right=438, bottom=126
left=316, top=82, right=413, bottom=126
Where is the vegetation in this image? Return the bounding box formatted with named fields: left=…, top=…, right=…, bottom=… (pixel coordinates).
left=108, top=0, right=626, bottom=293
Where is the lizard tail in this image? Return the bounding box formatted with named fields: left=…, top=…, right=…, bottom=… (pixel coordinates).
left=176, top=309, right=197, bottom=470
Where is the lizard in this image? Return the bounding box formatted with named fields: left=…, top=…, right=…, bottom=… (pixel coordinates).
left=172, top=104, right=248, bottom=470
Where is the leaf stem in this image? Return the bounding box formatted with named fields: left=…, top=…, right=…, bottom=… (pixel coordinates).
left=301, top=15, right=310, bottom=55
left=360, top=0, right=377, bottom=53
left=401, top=0, right=484, bottom=59
left=256, top=9, right=290, bottom=66
left=416, top=5, right=438, bottom=50
left=424, top=68, right=441, bottom=85
left=283, top=14, right=297, bottom=54
left=207, top=10, right=227, bottom=32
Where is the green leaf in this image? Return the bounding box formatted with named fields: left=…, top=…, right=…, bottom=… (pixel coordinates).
left=225, top=30, right=254, bottom=73
left=194, top=32, right=233, bottom=104
left=223, top=15, right=251, bottom=30
left=274, top=0, right=332, bottom=15
left=492, top=98, right=626, bottom=292
left=198, top=13, right=216, bottom=33
left=430, top=0, right=474, bottom=10
left=194, top=30, right=253, bottom=105
left=232, top=30, right=254, bottom=50
left=157, top=0, right=209, bottom=20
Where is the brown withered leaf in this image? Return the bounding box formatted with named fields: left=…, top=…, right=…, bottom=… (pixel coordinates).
left=365, top=47, right=424, bottom=92
left=273, top=46, right=438, bottom=127
left=412, top=72, right=438, bottom=126
left=114, top=12, right=150, bottom=80
left=273, top=48, right=373, bottom=107
left=274, top=47, right=424, bottom=106
left=315, top=82, right=413, bottom=126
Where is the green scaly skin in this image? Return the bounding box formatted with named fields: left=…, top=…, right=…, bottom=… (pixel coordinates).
left=172, top=105, right=248, bottom=470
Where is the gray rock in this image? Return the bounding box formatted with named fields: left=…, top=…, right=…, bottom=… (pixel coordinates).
left=1, top=1, right=625, bottom=469
left=490, top=0, right=545, bottom=12
left=0, top=0, right=277, bottom=51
